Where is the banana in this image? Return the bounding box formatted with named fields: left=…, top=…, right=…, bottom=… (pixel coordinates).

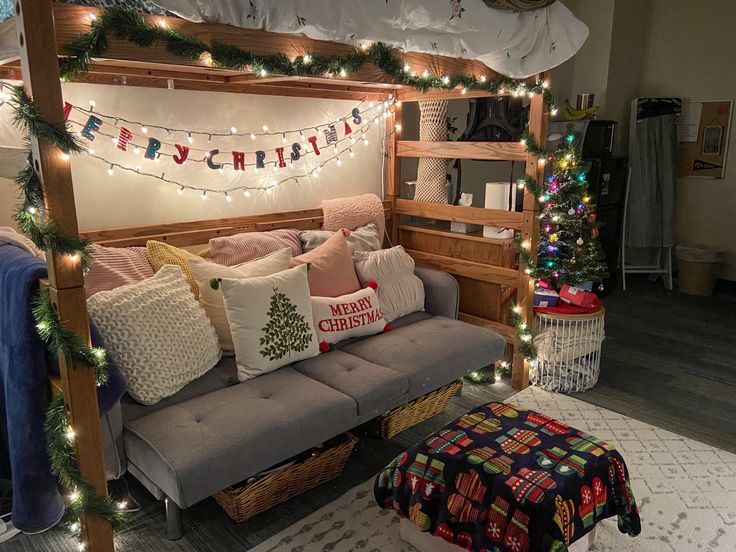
left=563, top=99, right=598, bottom=121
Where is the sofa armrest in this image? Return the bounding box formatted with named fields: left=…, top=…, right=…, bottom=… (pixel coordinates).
left=415, top=266, right=459, bottom=319
left=100, top=401, right=127, bottom=480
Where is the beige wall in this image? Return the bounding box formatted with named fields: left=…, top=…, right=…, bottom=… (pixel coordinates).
left=0, top=83, right=383, bottom=232
left=553, top=0, right=736, bottom=280
left=638, top=0, right=736, bottom=279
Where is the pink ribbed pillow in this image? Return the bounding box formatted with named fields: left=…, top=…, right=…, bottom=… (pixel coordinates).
left=84, top=244, right=154, bottom=298
left=208, top=229, right=302, bottom=266
left=290, top=231, right=361, bottom=297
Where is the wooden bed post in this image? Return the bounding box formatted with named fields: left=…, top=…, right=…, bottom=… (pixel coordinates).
left=14, top=1, right=114, bottom=550
left=512, top=71, right=550, bottom=390
left=386, top=90, right=402, bottom=245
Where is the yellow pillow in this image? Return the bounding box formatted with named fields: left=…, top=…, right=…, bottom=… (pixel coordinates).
left=146, top=240, right=202, bottom=298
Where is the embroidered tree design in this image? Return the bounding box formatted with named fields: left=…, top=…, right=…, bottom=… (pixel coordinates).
left=259, top=286, right=313, bottom=361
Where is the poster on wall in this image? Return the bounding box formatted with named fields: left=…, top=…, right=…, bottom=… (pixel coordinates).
left=678, top=99, right=733, bottom=179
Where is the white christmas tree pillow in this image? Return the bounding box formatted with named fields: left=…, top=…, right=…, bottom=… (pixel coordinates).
left=189, top=248, right=292, bottom=354
left=87, top=265, right=221, bottom=405
left=312, top=284, right=390, bottom=350
left=220, top=263, right=319, bottom=381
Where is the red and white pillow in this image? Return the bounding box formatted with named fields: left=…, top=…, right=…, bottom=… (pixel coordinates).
left=311, top=283, right=391, bottom=351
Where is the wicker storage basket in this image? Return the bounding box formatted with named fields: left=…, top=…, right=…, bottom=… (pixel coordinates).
left=531, top=308, right=605, bottom=393
left=213, top=433, right=357, bottom=523
left=379, top=381, right=462, bottom=439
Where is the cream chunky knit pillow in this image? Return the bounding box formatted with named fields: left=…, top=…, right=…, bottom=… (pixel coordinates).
left=87, top=265, right=221, bottom=405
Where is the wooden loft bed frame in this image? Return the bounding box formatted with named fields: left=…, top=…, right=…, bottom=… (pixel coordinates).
left=7, top=2, right=547, bottom=549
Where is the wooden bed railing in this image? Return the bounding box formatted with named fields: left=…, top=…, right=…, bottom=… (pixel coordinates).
left=9, top=3, right=546, bottom=549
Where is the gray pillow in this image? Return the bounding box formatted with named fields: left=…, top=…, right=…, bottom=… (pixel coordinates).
left=300, top=221, right=382, bottom=254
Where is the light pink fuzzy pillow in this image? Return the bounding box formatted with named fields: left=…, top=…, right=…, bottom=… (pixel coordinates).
left=320, top=193, right=385, bottom=239
left=208, top=229, right=302, bottom=266
left=290, top=230, right=361, bottom=297
left=84, top=244, right=154, bottom=298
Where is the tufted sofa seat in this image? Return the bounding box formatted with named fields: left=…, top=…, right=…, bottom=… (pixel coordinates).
left=118, top=267, right=506, bottom=518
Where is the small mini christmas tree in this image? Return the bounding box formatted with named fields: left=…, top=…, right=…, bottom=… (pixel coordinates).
left=518, top=126, right=608, bottom=289
left=259, top=286, right=313, bottom=361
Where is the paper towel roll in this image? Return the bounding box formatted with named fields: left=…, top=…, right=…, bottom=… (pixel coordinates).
left=483, top=182, right=515, bottom=239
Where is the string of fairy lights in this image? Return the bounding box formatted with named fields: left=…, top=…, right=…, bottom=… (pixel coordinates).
left=24, top=91, right=398, bottom=199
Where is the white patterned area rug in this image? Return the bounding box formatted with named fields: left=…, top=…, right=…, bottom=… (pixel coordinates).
left=249, top=386, right=736, bottom=552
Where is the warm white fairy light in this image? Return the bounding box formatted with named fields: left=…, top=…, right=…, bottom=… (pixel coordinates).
left=27, top=206, right=37, bottom=215
left=200, top=190, right=207, bottom=200
left=157, top=19, right=168, bottom=28
left=230, top=126, right=237, bottom=134
left=336, top=158, right=342, bottom=166
left=36, top=321, right=48, bottom=331
left=521, top=240, right=531, bottom=250
left=187, top=133, right=193, bottom=143
left=349, top=149, right=355, bottom=158
left=394, top=124, right=402, bottom=132
left=225, top=192, right=232, bottom=202
left=266, top=187, right=273, bottom=195
left=281, top=134, right=287, bottom=144
left=339, top=68, right=347, bottom=78
left=250, top=133, right=256, bottom=141
left=77, top=543, right=86, bottom=551
left=107, top=165, right=114, bottom=176
left=68, top=253, right=80, bottom=263
left=244, top=189, right=251, bottom=197
left=480, top=75, right=487, bottom=83
left=403, top=63, right=411, bottom=72
left=88, top=12, right=97, bottom=21
left=551, top=107, right=559, bottom=116
left=177, top=186, right=184, bottom=195
left=259, top=68, right=268, bottom=77
left=60, top=152, right=70, bottom=161
left=68, top=490, right=80, bottom=503
left=538, top=158, right=546, bottom=166
left=133, top=146, right=141, bottom=155
left=422, top=69, right=430, bottom=78
left=141, top=126, right=148, bottom=134
left=542, top=80, right=550, bottom=89
left=461, top=87, right=468, bottom=95
left=88, top=100, right=96, bottom=108
left=262, top=124, right=269, bottom=132
left=302, top=54, right=312, bottom=64
left=65, top=427, right=75, bottom=441
left=517, top=181, right=525, bottom=189
left=442, top=75, right=450, bottom=85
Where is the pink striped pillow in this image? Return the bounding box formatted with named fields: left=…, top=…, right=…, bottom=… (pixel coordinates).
left=208, top=229, right=302, bottom=266
left=84, top=244, right=154, bottom=298
left=290, top=230, right=361, bottom=297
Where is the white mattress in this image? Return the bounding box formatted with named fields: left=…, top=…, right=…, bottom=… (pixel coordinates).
left=0, top=0, right=586, bottom=78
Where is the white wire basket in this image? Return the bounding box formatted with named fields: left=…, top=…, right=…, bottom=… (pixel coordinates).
left=531, top=307, right=605, bottom=393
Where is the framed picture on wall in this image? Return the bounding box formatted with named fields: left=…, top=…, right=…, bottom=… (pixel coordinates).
left=701, top=125, right=723, bottom=156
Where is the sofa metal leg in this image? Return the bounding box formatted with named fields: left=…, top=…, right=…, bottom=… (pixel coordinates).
left=165, top=496, right=184, bottom=540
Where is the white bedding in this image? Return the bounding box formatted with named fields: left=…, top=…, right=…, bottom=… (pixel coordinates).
left=0, top=1, right=586, bottom=77
left=158, top=0, right=586, bottom=78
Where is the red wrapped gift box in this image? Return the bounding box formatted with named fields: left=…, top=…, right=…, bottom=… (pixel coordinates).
left=558, top=284, right=601, bottom=309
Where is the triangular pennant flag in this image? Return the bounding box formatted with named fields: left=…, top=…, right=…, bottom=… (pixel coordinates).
left=344, top=121, right=352, bottom=135
left=693, top=159, right=721, bottom=170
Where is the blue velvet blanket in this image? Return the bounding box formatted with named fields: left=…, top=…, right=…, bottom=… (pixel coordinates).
left=0, top=244, right=125, bottom=533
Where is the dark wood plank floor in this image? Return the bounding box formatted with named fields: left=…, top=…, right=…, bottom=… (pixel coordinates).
left=575, top=276, right=736, bottom=454
left=5, top=275, right=734, bottom=551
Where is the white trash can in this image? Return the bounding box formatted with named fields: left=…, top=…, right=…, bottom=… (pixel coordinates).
left=676, top=243, right=725, bottom=296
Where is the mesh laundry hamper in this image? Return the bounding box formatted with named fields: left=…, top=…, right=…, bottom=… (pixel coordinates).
left=531, top=308, right=605, bottom=393
left=414, top=100, right=449, bottom=203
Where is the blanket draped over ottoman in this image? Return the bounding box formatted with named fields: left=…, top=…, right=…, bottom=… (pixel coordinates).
left=375, top=401, right=641, bottom=552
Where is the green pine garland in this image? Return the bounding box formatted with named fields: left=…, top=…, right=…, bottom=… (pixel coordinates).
left=9, top=84, right=127, bottom=543
left=58, top=7, right=555, bottom=104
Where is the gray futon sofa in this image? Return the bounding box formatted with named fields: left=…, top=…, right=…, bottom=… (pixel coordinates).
left=108, top=266, right=506, bottom=537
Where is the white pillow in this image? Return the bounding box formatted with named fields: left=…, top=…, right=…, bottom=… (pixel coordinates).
left=353, top=246, right=425, bottom=322
left=300, top=221, right=382, bottom=254
left=87, top=265, right=221, bottom=405
left=189, top=248, right=292, bottom=354
left=221, top=264, right=319, bottom=381
left=312, top=286, right=387, bottom=347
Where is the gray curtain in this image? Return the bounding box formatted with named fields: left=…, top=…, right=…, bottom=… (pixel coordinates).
left=626, top=109, right=679, bottom=248
left=481, top=0, right=558, bottom=10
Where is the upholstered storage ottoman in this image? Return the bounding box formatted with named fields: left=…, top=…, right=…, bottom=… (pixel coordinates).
left=375, top=401, right=641, bottom=552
